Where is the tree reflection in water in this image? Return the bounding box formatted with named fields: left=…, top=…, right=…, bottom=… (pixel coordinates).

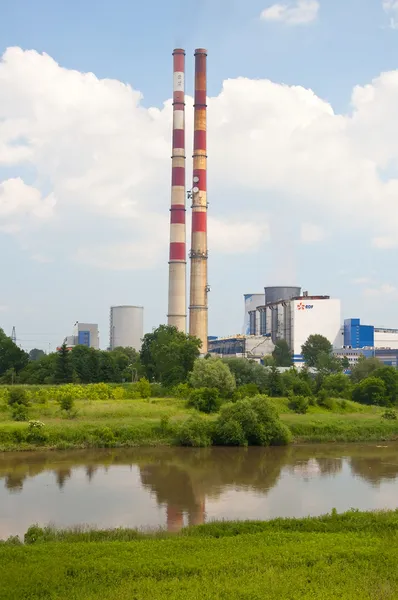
left=2, top=445, right=398, bottom=531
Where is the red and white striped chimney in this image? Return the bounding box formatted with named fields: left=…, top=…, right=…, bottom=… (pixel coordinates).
left=167, top=49, right=187, bottom=332
left=189, top=48, right=208, bottom=353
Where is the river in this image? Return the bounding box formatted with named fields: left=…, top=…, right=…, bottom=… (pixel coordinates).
left=2, top=443, right=398, bottom=539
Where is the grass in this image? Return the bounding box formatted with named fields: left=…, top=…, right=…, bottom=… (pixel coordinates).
left=2, top=511, right=398, bottom=599
left=0, top=395, right=397, bottom=450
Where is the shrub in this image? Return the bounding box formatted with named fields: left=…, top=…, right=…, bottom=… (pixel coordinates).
left=112, top=387, right=126, bottom=400
left=189, top=357, right=236, bottom=397
left=11, top=403, right=29, bottom=421
left=137, top=378, right=151, bottom=399
left=93, top=427, right=115, bottom=447
left=27, top=420, right=47, bottom=444
left=150, top=383, right=166, bottom=398
left=318, top=395, right=337, bottom=411
left=321, top=373, right=351, bottom=399
left=188, top=388, right=222, bottom=414
left=352, top=377, right=388, bottom=406
left=289, top=395, right=309, bottom=414
left=172, top=383, right=191, bottom=399
left=236, top=383, right=259, bottom=398
left=382, top=409, right=397, bottom=420
left=59, top=394, right=74, bottom=414
left=214, top=396, right=291, bottom=447
left=8, top=387, right=29, bottom=407
left=176, top=416, right=213, bottom=447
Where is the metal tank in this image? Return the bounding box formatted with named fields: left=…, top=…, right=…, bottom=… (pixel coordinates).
left=264, top=286, right=301, bottom=343
left=109, top=306, right=144, bottom=352
left=264, top=286, right=301, bottom=305
left=243, top=293, right=265, bottom=335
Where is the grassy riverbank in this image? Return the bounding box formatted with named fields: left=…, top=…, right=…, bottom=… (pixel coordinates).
left=1, top=395, right=397, bottom=450
left=2, top=511, right=398, bottom=599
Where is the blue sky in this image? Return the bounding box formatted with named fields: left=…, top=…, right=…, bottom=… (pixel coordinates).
left=1, top=0, right=398, bottom=350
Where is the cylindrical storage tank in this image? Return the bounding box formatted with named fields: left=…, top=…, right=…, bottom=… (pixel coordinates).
left=264, top=286, right=301, bottom=305
left=244, top=293, right=265, bottom=334
left=109, top=306, right=144, bottom=352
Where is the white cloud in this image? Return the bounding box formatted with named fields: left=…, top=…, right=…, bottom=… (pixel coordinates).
left=383, top=0, right=398, bottom=29
left=372, top=236, right=398, bottom=249
left=260, top=0, right=319, bottom=25
left=300, top=222, right=326, bottom=243
left=1, top=46, right=398, bottom=275
left=352, top=277, right=372, bottom=285
left=364, top=283, right=398, bottom=297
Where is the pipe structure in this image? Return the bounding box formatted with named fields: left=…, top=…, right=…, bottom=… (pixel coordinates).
left=167, top=49, right=187, bottom=332
left=189, top=48, right=208, bottom=353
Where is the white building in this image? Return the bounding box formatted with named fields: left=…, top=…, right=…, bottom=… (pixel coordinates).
left=109, top=306, right=144, bottom=352
left=73, top=322, right=99, bottom=350
left=374, top=328, right=398, bottom=350
left=290, top=297, right=342, bottom=363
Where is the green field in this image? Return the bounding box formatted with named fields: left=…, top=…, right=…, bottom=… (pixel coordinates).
left=2, top=511, right=398, bottom=599
left=1, top=394, right=398, bottom=450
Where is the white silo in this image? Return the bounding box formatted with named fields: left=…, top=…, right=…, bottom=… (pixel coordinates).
left=109, top=306, right=144, bottom=352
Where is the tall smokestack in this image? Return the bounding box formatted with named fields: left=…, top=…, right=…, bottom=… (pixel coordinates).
left=168, top=49, right=187, bottom=332
left=189, top=48, right=208, bottom=353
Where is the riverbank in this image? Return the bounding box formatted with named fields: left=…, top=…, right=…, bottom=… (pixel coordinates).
left=1, top=396, right=397, bottom=450
left=2, top=510, right=398, bottom=599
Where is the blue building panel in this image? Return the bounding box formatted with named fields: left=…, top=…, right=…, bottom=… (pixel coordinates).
left=78, top=330, right=91, bottom=347
left=344, top=318, right=374, bottom=349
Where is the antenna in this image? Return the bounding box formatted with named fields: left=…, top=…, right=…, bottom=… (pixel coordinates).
left=11, top=326, right=16, bottom=344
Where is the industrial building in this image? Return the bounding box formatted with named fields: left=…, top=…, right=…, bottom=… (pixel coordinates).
left=109, top=305, right=144, bottom=352
left=343, top=318, right=398, bottom=350
left=243, top=294, right=264, bottom=335
left=208, top=334, right=274, bottom=361
left=62, top=322, right=99, bottom=350
left=248, top=286, right=342, bottom=364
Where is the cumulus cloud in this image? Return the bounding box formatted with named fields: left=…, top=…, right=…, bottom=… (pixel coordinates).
left=300, top=222, right=326, bottom=243
left=364, top=283, right=398, bottom=297
left=1, top=46, right=398, bottom=274
left=260, top=0, right=319, bottom=25
left=383, top=0, right=398, bottom=29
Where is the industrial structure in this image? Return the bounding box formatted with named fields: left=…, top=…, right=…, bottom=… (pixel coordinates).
left=247, top=286, right=342, bottom=364
left=208, top=334, right=274, bottom=361
left=167, top=49, right=187, bottom=333
left=243, top=294, right=264, bottom=335
left=109, top=306, right=144, bottom=352
left=62, top=322, right=99, bottom=350
left=189, top=48, right=209, bottom=354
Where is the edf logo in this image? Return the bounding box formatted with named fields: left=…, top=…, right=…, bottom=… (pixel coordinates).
left=297, top=302, right=314, bottom=311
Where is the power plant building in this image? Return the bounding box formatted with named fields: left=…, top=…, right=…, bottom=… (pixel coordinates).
left=243, top=294, right=264, bottom=335
left=109, top=306, right=144, bottom=352
left=249, top=287, right=342, bottom=364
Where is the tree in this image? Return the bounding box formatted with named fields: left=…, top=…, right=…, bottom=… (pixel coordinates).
left=272, top=340, right=292, bottom=367
left=18, top=353, right=57, bottom=384
left=267, top=365, right=285, bottom=397
left=189, top=357, right=236, bottom=397
left=321, top=373, right=351, bottom=399
left=70, top=346, right=100, bottom=383
left=140, top=325, right=201, bottom=387
left=352, top=377, right=387, bottom=406
left=222, top=358, right=269, bottom=391
left=316, top=351, right=344, bottom=375
left=29, top=348, right=46, bottom=361
left=301, top=334, right=333, bottom=368
left=372, top=367, right=398, bottom=405
left=54, top=343, right=73, bottom=384
left=350, top=356, right=383, bottom=384
left=0, top=328, right=29, bottom=377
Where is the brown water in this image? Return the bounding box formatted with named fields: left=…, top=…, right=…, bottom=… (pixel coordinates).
left=2, top=443, right=398, bottom=539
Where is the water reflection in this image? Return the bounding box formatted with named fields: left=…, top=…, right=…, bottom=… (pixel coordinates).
left=2, top=444, right=398, bottom=537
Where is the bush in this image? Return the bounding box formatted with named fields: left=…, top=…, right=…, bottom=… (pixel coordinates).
left=112, top=387, right=126, bottom=400
left=289, top=395, right=309, bottom=414
left=214, top=396, right=291, bottom=447
left=93, top=427, right=115, bottom=447
left=382, top=409, right=397, bottom=420
left=172, top=383, right=191, bottom=399
left=150, top=382, right=166, bottom=398
left=137, top=378, right=151, bottom=399
left=352, top=377, right=388, bottom=406
left=236, top=383, right=259, bottom=398
left=11, top=403, right=29, bottom=421
left=317, top=393, right=337, bottom=411
left=59, top=394, right=74, bottom=414
left=27, top=420, right=47, bottom=444
left=188, top=388, right=222, bottom=414
left=189, top=357, right=236, bottom=397
left=8, top=387, right=29, bottom=407
left=176, top=416, right=213, bottom=447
